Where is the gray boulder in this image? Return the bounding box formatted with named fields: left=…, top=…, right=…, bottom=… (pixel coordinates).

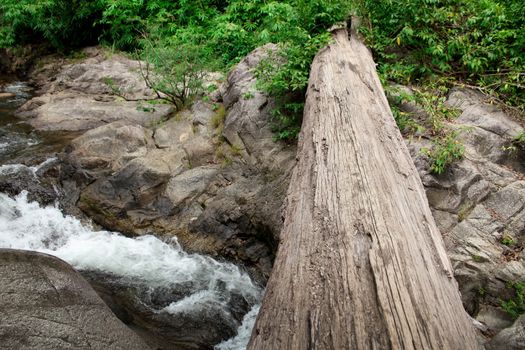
left=16, top=47, right=174, bottom=132
left=17, top=93, right=172, bottom=131
left=487, top=315, right=525, bottom=350
left=404, top=87, right=525, bottom=337
left=0, top=248, right=150, bottom=350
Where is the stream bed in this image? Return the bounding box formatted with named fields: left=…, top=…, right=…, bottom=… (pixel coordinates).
left=0, top=79, right=261, bottom=349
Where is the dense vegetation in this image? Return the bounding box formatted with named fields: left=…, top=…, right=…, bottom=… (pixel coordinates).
left=0, top=0, right=523, bottom=165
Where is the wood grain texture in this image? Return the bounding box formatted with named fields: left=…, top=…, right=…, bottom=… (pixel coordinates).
left=247, top=29, right=479, bottom=350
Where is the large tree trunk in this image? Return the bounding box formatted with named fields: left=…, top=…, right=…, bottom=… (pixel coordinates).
left=248, top=28, right=479, bottom=350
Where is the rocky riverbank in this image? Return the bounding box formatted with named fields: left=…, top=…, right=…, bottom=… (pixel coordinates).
left=1, top=44, right=525, bottom=348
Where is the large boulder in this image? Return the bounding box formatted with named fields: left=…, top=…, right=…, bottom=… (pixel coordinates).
left=0, top=249, right=150, bottom=350
left=221, top=43, right=295, bottom=172
left=17, top=93, right=173, bottom=131
left=16, top=47, right=173, bottom=132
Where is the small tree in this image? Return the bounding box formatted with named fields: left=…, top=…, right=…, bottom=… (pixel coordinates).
left=139, top=36, right=213, bottom=111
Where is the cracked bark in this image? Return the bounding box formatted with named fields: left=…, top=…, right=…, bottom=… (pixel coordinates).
left=248, top=29, right=479, bottom=350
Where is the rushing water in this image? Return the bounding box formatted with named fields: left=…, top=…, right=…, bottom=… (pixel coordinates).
left=0, top=80, right=261, bottom=349
left=0, top=190, right=261, bottom=349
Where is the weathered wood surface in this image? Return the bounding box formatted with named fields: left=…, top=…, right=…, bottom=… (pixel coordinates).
left=248, top=28, right=479, bottom=350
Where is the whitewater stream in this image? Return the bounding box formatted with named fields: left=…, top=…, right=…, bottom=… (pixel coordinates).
left=0, top=80, right=261, bottom=349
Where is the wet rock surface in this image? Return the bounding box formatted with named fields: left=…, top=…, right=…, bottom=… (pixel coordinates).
left=82, top=270, right=251, bottom=350
left=0, top=249, right=150, bottom=350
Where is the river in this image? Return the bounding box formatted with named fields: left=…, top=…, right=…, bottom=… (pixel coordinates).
left=0, top=79, right=261, bottom=349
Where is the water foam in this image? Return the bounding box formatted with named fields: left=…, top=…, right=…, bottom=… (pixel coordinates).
left=215, top=304, right=261, bottom=350
left=0, top=191, right=262, bottom=347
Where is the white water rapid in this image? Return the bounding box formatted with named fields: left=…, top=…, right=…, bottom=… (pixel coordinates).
left=1, top=79, right=261, bottom=349
left=0, top=190, right=261, bottom=349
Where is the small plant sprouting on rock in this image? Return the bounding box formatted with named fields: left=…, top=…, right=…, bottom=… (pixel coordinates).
left=230, top=144, right=243, bottom=157
left=457, top=201, right=474, bottom=222
left=478, top=286, right=486, bottom=297
left=423, top=131, right=465, bottom=175
left=514, top=133, right=525, bottom=146
left=503, top=133, right=525, bottom=153
left=211, top=105, right=226, bottom=131
left=501, top=281, right=525, bottom=320
left=471, top=255, right=483, bottom=263
left=242, top=91, right=255, bottom=100
left=500, top=233, right=516, bottom=247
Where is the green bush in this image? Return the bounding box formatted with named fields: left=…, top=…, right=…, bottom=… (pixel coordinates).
left=501, top=281, right=525, bottom=320
left=355, top=0, right=525, bottom=111
left=424, top=131, right=465, bottom=174
left=139, top=33, right=217, bottom=111
left=0, top=0, right=104, bottom=50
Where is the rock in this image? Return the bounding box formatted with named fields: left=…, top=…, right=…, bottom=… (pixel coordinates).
left=0, top=163, right=58, bottom=205
left=49, top=45, right=297, bottom=280
left=0, top=92, right=15, bottom=99
left=192, top=100, right=215, bottom=126
left=17, top=93, right=173, bottom=131
left=67, top=121, right=154, bottom=174
left=477, top=305, right=514, bottom=332
left=487, top=315, right=525, bottom=350
left=404, top=86, right=525, bottom=338
left=48, top=52, right=155, bottom=100
left=446, top=88, right=524, bottom=166
left=82, top=270, right=248, bottom=350
left=447, top=89, right=523, bottom=138
left=221, top=43, right=296, bottom=173
left=0, top=249, right=149, bottom=350
left=165, top=166, right=219, bottom=209
left=15, top=47, right=174, bottom=132
left=188, top=169, right=287, bottom=278
left=77, top=148, right=189, bottom=233
left=154, top=119, right=195, bottom=149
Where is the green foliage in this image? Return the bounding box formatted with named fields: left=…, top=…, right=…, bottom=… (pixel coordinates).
left=424, top=131, right=465, bottom=174
left=471, top=255, right=483, bottom=263
left=0, top=0, right=104, bottom=50
left=512, top=133, right=525, bottom=150
left=501, top=234, right=516, bottom=247
left=386, top=81, right=465, bottom=173
left=2, top=0, right=522, bottom=142
left=503, top=132, right=525, bottom=154
left=138, top=33, right=216, bottom=111
left=354, top=0, right=525, bottom=111
left=501, top=281, right=525, bottom=320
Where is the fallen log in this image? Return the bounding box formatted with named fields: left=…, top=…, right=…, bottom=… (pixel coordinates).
left=248, top=27, right=479, bottom=349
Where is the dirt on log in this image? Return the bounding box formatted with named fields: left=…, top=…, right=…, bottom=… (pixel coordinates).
left=247, top=28, right=479, bottom=350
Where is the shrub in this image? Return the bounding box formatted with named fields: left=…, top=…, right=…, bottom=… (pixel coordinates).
left=0, top=0, right=104, bottom=50
left=501, top=281, right=525, bottom=320
left=355, top=0, right=525, bottom=112
left=138, top=34, right=217, bottom=111
left=424, top=131, right=465, bottom=174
